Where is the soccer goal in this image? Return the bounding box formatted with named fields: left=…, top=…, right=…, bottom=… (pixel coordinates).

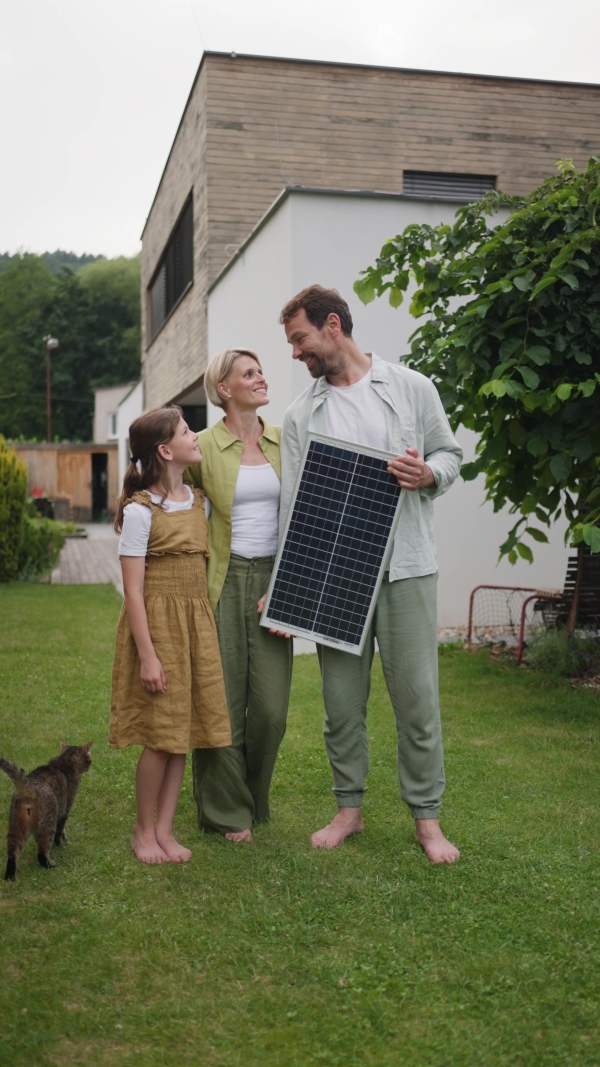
left=467, top=584, right=561, bottom=663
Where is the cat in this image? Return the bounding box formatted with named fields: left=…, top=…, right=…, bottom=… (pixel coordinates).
left=0, top=741, right=92, bottom=881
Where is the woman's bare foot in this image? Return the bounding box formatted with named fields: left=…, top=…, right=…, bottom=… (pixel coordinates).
left=415, top=818, right=460, bottom=864
left=311, top=807, right=364, bottom=850
left=131, top=826, right=168, bottom=864
left=225, top=829, right=252, bottom=843
left=155, top=830, right=192, bottom=862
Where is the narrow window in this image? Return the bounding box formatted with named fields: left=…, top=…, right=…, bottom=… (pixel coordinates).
left=403, top=171, right=496, bottom=201
left=148, top=195, right=194, bottom=342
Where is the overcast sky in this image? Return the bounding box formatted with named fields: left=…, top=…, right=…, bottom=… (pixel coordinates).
left=2, top=0, right=598, bottom=259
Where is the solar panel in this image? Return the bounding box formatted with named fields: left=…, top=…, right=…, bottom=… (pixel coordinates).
left=260, top=434, right=406, bottom=655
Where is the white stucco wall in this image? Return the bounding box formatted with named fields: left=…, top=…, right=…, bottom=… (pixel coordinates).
left=206, top=197, right=294, bottom=426
left=207, top=190, right=569, bottom=627
left=116, top=381, right=144, bottom=489
left=93, top=383, right=135, bottom=444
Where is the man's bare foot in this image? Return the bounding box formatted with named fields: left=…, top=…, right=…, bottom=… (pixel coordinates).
left=155, top=830, right=192, bottom=862
left=131, top=826, right=168, bottom=864
left=311, top=807, right=364, bottom=850
left=415, top=818, right=460, bottom=864
left=225, top=829, right=252, bottom=843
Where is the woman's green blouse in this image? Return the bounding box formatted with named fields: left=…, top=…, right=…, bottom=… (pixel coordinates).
left=186, top=417, right=282, bottom=610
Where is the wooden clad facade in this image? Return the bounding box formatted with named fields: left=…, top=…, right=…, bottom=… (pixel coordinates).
left=141, top=52, right=600, bottom=408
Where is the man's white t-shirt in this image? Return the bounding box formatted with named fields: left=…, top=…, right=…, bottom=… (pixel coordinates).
left=324, top=367, right=389, bottom=452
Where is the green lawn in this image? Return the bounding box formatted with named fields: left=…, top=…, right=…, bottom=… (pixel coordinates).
left=0, top=584, right=599, bottom=1067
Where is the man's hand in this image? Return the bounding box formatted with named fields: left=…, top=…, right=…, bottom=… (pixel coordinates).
left=388, top=448, right=435, bottom=491
left=257, top=594, right=291, bottom=639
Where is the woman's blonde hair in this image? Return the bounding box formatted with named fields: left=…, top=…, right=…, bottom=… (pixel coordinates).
left=203, top=348, right=262, bottom=409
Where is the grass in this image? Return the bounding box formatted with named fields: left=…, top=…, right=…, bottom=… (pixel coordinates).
left=0, top=584, right=599, bottom=1067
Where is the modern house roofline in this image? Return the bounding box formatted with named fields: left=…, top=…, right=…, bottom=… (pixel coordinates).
left=206, top=184, right=478, bottom=295
left=141, top=50, right=600, bottom=239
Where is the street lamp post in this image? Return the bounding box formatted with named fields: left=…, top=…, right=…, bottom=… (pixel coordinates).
left=44, top=335, right=59, bottom=442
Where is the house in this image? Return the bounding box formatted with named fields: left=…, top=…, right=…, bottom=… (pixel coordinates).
left=134, top=52, right=600, bottom=624
left=12, top=442, right=119, bottom=523
left=141, top=50, right=600, bottom=414
left=93, top=383, right=137, bottom=445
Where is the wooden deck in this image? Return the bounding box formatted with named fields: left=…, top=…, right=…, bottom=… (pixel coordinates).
left=51, top=525, right=123, bottom=596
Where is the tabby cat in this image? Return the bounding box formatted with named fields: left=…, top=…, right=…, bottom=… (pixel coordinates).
left=0, top=742, right=92, bottom=881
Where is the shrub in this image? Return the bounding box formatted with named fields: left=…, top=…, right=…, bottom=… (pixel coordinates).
left=0, top=435, right=28, bottom=582
left=526, top=627, right=600, bottom=679
left=16, top=515, right=66, bottom=581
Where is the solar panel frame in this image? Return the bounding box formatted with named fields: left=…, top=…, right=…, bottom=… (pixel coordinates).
left=260, top=433, right=406, bottom=655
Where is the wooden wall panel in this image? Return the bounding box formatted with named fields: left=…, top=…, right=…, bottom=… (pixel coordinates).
left=57, top=452, right=91, bottom=509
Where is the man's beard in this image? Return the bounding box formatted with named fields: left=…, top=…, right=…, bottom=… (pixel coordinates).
left=303, top=350, right=342, bottom=379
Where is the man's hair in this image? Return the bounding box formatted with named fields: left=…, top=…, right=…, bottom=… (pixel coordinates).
left=279, top=285, right=353, bottom=337
left=203, top=348, right=262, bottom=409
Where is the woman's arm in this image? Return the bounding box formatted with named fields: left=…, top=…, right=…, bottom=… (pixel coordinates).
left=121, top=556, right=167, bottom=693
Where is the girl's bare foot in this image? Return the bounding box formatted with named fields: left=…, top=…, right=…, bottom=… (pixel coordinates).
left=415, top=819, right=460, bottom=864
left=131, top=826, right=168, bottom=864
left=155, top=830, right=192, bottom=862
left=311, top=807, right=364, bottom=849
left=225, top=829, right=252, bottom=843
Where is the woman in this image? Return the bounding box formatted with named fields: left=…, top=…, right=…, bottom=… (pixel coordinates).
left=187, top=348, right=293, bottom=843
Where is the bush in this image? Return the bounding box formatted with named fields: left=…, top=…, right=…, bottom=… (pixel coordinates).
left=526, top=627, right=600, bottom=679
left=0, top=435, right=28, bottom=582
left=16, top=515, right=67, bottom=581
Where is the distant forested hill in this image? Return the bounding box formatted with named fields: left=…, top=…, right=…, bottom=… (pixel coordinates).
left=0, top=253, right=140, bottom=441
left=0, top=250, right=105, bottom=275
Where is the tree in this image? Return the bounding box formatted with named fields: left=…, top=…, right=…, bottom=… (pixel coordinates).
left=0, top=256, right=57, bottom=439
left=0, top=250, right=105, bottom=276
left=0, top=254, right=141, bottom=440
left=355, top=157, right=600, bottom=581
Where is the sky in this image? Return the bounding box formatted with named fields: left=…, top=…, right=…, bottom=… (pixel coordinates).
left=2, top=0, right=599, bottom=260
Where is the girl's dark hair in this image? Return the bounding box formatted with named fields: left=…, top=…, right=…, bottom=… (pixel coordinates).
left=113, top=406, right=183, bottom=533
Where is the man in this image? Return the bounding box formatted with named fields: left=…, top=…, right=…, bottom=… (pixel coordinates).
left=279, top=285, right=462, bottom=863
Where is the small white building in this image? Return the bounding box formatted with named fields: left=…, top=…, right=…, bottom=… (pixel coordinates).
left=115, top=381, right=144, bottom=488
left=206, top=188, right=569, bottom=627
left=93, top=384, right=137, bottom=445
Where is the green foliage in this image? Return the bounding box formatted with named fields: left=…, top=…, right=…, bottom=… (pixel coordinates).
left=16, top=514, right=66, bottom=581
left=0, top=249, right=105, bottom=275
left=526, top=626, right=600, bottom=679
left=356, top=157, right=600, bottom=561
left=0, top=253, right=141, bottom=441
left=0, top=435, right=28, bottom=581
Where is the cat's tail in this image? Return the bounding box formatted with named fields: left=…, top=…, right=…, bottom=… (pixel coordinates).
left=0, top=757, right=34, bottom=799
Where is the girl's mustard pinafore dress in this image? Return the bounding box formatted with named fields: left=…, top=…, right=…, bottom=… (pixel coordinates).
left=110, top=489, right=232, bottom=754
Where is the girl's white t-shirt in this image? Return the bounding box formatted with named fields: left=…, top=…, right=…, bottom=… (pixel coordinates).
left=118, top=485, right=194, bottom=557
left=325, top=367, right=389, bottom=452
left=230, top=463, right=280, bottom=558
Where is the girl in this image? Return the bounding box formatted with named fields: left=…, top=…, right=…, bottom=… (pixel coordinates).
left=186, top=350, right=293, bottom=843
left=110, top=406, right=231, bottom=864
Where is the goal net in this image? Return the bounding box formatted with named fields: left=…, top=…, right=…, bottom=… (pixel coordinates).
left=467, top=584, right=557, bottom=649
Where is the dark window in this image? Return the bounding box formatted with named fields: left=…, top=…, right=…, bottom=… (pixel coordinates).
left=403, top=171, right=496, bottom=202
left=180, top=405, right=206, bottom=432
left=148, top=195, right=193, bottom=342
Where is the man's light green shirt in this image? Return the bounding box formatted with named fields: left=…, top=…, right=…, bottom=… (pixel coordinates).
left=186, top=418, right=282, bottom=610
